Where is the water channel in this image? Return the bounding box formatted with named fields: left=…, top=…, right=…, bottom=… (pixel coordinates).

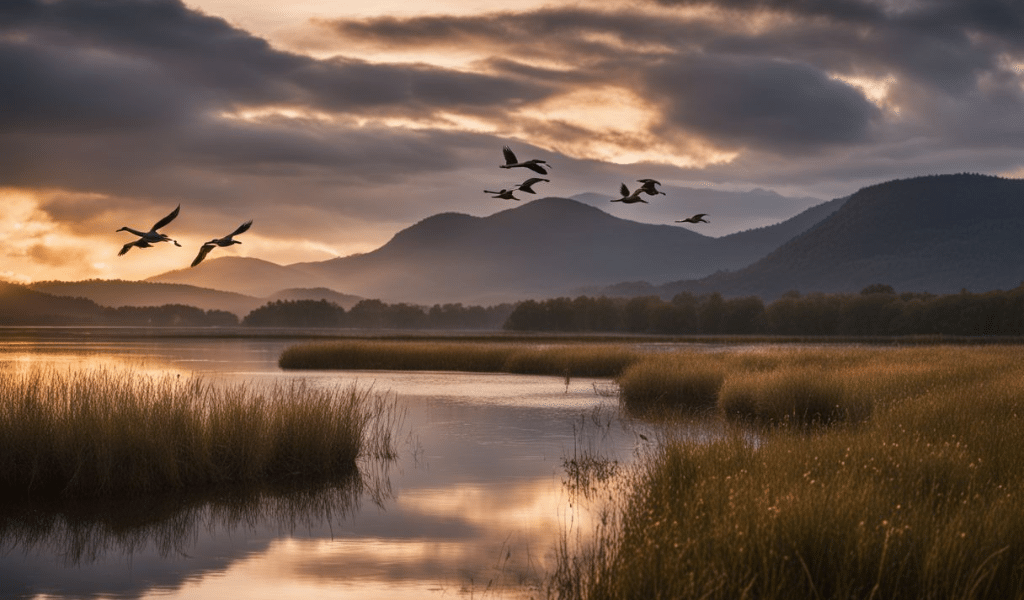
left=0, top=329, right=658, bottom=599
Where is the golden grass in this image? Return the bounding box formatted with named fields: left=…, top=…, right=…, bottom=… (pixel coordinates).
left=0, top=368, right=396, bottom=500
left=279, top=340, right=641, bottom=378
left=551, top=346, right=1024, bottom=599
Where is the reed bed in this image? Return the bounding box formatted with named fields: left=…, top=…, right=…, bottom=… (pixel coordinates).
left=0, top=368, right=396, bottom=500
left=550, top=346, right=1024, bottom=599
left=616, top=346, right=1008, bottom=425
left=279, top=340, right=641, bottom=378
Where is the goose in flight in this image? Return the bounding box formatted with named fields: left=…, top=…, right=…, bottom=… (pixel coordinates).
left=117, top=205, right=181, bottom=256
left=485, top=188, right=522, bottom=201
left=515, top=177, right=549, bottom=194
left=611, top=183, right=648, bottom=204
left=191, top=220, right=253, bottom=267
left=676, top=213, right=709, bottom=224
left=500, top=146, right=550, bottom=175
left=637, top=179, right=665, bottom=196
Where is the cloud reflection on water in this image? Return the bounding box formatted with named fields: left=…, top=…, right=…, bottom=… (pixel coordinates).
left=0, top=330, right=638, bottom=599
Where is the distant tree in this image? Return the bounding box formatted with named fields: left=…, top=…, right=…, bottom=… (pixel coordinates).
left=243, top=300, right=344, bottom=327
left=861, top=283, right=896, bottom=295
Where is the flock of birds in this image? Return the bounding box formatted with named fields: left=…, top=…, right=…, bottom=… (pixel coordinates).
left=116, top=205, right=252, bottom=267
left=116, top=145, right=708, bottom=264
left=488, top=146, right=709, bottom=224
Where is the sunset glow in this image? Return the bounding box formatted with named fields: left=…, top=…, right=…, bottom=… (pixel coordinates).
left=4, top=0, right=1024, bottom=282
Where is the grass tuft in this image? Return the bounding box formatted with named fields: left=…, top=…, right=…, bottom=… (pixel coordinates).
left=551, top=346, right=1024, bottom=599
left=0, top=368, right=396, bottom=500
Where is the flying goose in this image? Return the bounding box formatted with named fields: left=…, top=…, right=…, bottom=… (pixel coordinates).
left=117, top=205, right=181, bottom=256
left=485, top=189, right=522, bottom=201
left=676, top=213, right=709, bottom=224
left=515, top=177, right=550, bottom=194
left=191, top=220, right=253, bottom=267
left=500, top=146, right=550, bottom=175
left=611, top=183, right=648, bottom=204
left=637, top=179, right=665, bottom=196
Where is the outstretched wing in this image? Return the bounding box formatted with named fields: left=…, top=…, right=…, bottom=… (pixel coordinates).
left=619, top=183, right=630, bottom=197
left=228, top=220, right=253, bottom=237
left=525, top=162, right=547, bottom=175
left=637, top=178, right=661, bottom=185
left=151, top=205, right=180, bottom=232
left=191, top=244, right=215, bottom=268
left=502, top=145, right=518, bottom=165
left=693, top=213, right=708, bottom=219
left=119, top=240, right=150, bottom=256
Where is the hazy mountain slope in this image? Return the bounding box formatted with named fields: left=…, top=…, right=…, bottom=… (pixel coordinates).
left=264, top=287, right=363, bottom=309
left=572, top=186, right=824, bottom=237
left=147, top=256, right=328, bottom=297
left=0, top=282, right=104, bottom=324
left=290, top=198, right=718, bottom=304
left=655, top=174, right=1024, bottom=300
left=29, top=280, right=263, bottom=316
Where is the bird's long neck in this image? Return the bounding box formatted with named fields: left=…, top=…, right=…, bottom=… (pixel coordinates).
left=119, top=227, right=146, bottom=236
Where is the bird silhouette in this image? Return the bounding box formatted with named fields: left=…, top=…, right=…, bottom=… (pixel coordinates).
left=637, top=179, right=665, bottom=196
left=485, top=189, right=522, bottom=201
left=117, top=205, right=181, bottom=256
left=611, top=183, right=648, bottom=204
left=191, top=220, right=253, bottom=267
left=515, top=177, right=550, bottom=194
left=676, top=213, right=709, bottom=223
left=500, top=146, right=550, bottom=175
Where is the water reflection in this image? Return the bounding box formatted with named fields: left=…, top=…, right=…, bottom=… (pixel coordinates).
left=0, top=329, right=646, bottom=599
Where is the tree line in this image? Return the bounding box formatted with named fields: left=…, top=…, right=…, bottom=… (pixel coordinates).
left=242, top=299, right=513, bottom=329
left=503, top=284, right=1024, bottom=336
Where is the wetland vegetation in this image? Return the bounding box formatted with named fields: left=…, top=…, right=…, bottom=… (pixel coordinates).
left=551, top=346, right=1024, bottom=599
left=0, top=368, right=397, bottom=501
left=280, top=338, right=1024, bottom=598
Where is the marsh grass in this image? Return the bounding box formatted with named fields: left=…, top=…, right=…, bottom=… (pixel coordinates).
left=0, top=368, right=397, bottom=500
left=0, top=474, right=369, bottom=566
left=551, top=346, right=1024, bottom=599
left=279, top=340, right=640, bottom=378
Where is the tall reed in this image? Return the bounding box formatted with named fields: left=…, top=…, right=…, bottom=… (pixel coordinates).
left=0, top=368, right=396, bottom=500
left=279, top=340, right=640, bottom=378
left=551, top=346, right=1024, bottom=599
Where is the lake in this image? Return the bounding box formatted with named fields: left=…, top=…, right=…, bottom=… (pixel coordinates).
left=0, top=329, right=660, bottom=599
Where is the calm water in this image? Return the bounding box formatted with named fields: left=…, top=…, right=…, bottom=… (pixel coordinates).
left=0, top=329, right=658, bottom=599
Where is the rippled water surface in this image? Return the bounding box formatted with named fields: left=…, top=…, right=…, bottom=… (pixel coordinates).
left=0, top=329, right=653, bottom=599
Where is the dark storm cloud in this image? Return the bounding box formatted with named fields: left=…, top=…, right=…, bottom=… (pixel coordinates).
left=0, top=0, right=555, bottom=212
left=0, top=39, right=192, bottom=133
left=648, top=55, right=881, bottom=152
left=0, top=0, right=552, bottom=132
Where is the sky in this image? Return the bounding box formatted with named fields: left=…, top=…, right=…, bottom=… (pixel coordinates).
left=3, top=0, right=1024, bottom=283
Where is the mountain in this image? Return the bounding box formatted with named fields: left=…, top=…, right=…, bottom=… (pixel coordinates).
left=572, top=186, right=824, bottom=237
left=0, top=282, right=105, bottom=324
left=289, top=197, right=745, bottom=304
left=141, top=195, right=840, bottom=304
left=648, top=174, right=1024, bottom=301
left=264, top=287, right=363, bottom=309
left=148, top=256, right=329, bottom=297
left=29, top=279, right=263, bottom=316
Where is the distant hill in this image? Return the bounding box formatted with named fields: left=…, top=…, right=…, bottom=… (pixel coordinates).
left=147, top=256, right=331, bottom=297
left=30, top=279, right=263, bottom=316
left=0, top=282, right=103, bottom=324
left=138, top=195, right=839, bottom=304
left=289, top=198, right=710, bottom=304
left=283, top=196, right=839, bottom=304
left=0, top=282, right=236, bottom=326
left=264, top=287, right=363, bottom=309
left=645, top=174, right=1024, bottom=300
left=572, top=185, right=824, bottom=237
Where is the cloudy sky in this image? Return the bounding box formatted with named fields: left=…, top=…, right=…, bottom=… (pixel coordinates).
left=3, top=0, right=1024, bottom=282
